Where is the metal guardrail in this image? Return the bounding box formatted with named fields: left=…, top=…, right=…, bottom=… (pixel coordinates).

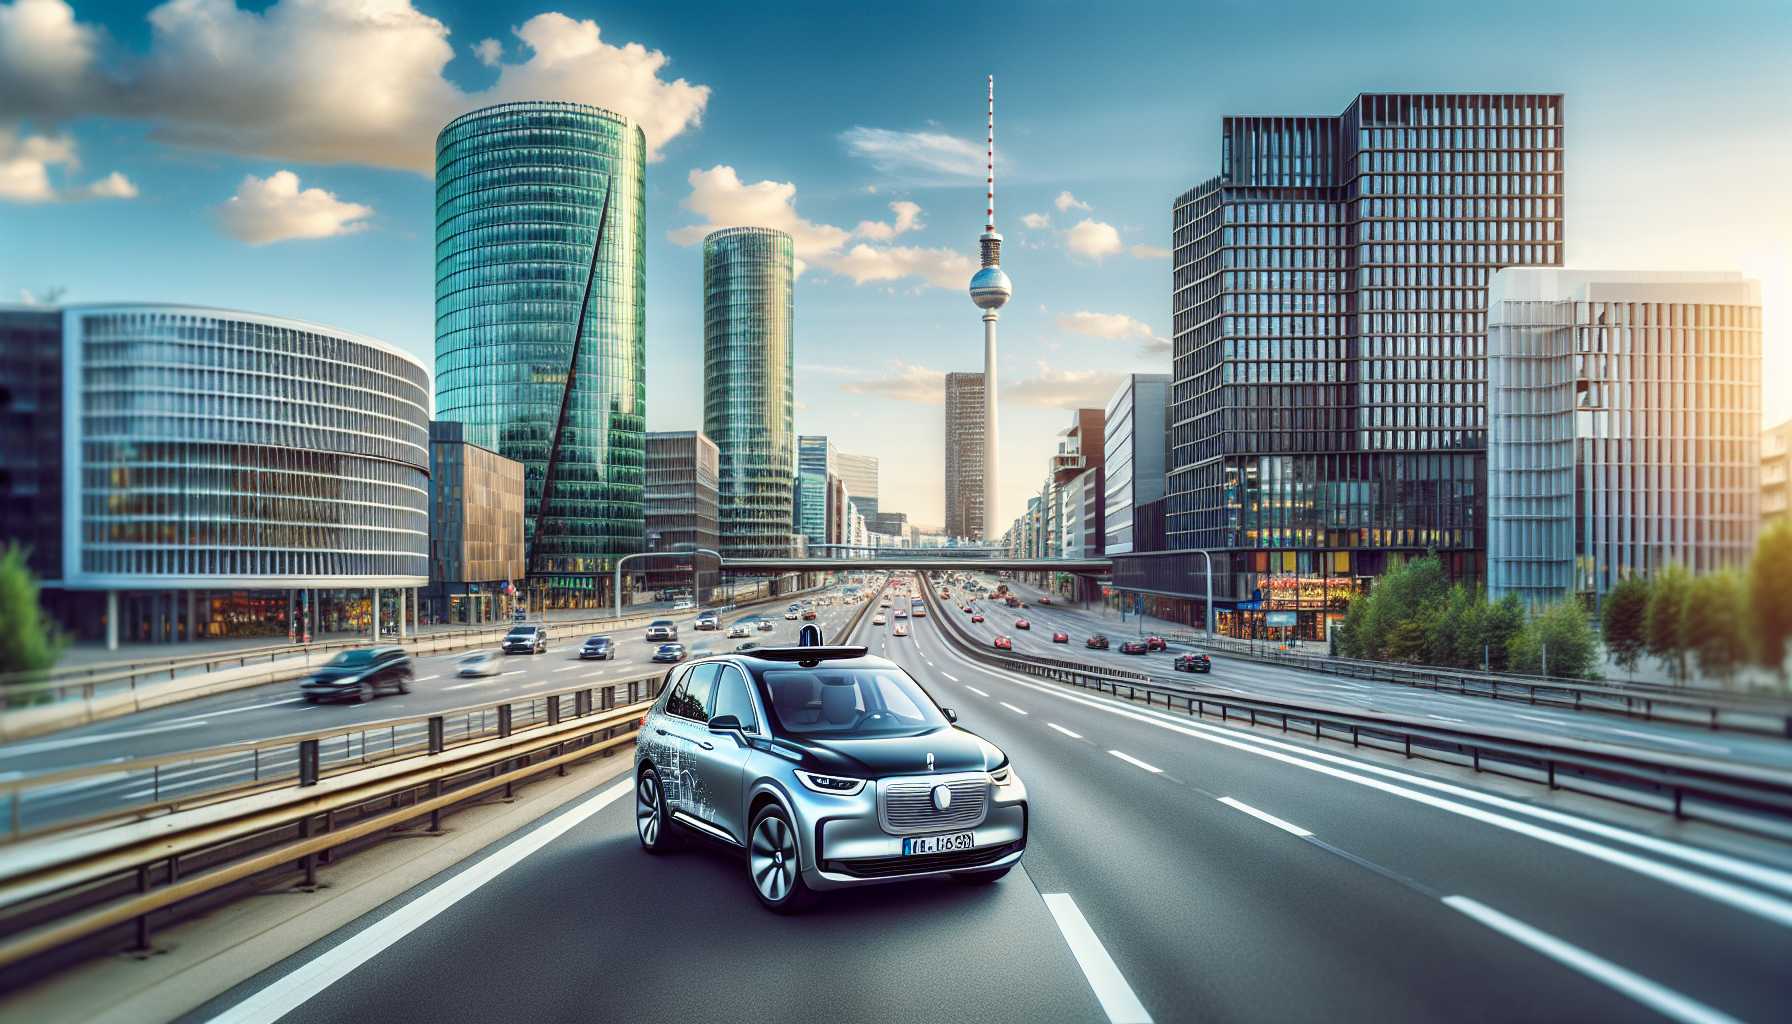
left=0, top=586, right=877, bottom=973
left=1162, top=632, right=1792, bottom=738
left=919, top=578, right=1792, bottom=839
left=0, top=585, right=827, bottom=708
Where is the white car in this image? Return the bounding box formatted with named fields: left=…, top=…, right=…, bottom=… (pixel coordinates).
left=757, top=619, right=775, bottom=632
left=457, top=650, right=500, bottom=677
left=893, top=624, right=909, bottom=637
left=785, top=610, right=799, bottom=620
left=872, top=614, right=887, bottom=625
left=894, top=608, right=908, bottom=619
left=727, top=624, right=749, bottom=638
left=672, top=599, right=696, bottom=612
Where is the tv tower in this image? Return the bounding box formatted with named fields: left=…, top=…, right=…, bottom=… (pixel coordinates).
left=967, top=74, right=1011, bottom=542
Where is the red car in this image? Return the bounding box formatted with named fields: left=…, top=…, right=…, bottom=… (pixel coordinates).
left=962, top=605, right=973, bottom=613
left=971, top=613, right=985, bottom=623
left=802, top=609, right=818, bottom=621
left=993, top=635, right=1013, bottom=651
left=1014, top=618, right=1031, bottom=630
left=1086, top=634, right=1110, bottom=650
left=1039, top=596, right=1052, bottom=605
left=1051, top=630, right=1069, bottom=643
left=1145, top=636, right=1166, bottom=652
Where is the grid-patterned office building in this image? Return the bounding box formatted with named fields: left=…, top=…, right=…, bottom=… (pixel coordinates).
left=1487, top=270, right=1761, bottom=610
left=1165, top=93, right=1565, bottom=638
left=644, top=430, right=720, bottom=599
left=703, top=227, right=796, bottom=559
left=836, top=450, right=880, bottom=523
left=796, top=435, right=836, bottom=548
left=944, top=372, right=986, bottom=540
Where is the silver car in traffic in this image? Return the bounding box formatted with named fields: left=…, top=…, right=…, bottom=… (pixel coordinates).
left=633, top=645, right=1027, bottom=912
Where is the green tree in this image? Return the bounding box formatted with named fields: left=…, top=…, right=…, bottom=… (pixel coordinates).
left=1682, top=570, right=1749, bottom=687
left=1357, top=554, right=1449, bottom=661
left=1480, top=593, right=1526, bottom=673
left=1601, top=575, right=1651, bottom=676
left=1645, top=564, right=1691, bottom=683
left=1335, top=594, right=1368, bottom=659
left=0, top=543, right=62, bottom=676
left=1750, top=518, right=1792, bottom=682
left=1508, top=600, right=1600, bottom=679
left=1424, top=584, right=1477, bottom=669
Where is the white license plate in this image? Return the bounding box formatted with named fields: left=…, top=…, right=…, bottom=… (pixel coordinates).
left=903, top=831, right=976, bottom=856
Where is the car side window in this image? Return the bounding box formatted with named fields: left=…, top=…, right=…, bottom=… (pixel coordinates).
left=710, top=666, right=758, bottom=733
left=667, top=663, right=718, bottom=723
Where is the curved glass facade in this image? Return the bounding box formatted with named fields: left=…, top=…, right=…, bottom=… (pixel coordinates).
left=702, top=227, right=795, bottom=558
left=67, top=306, right=429, bottom=586
left=435, top=101, right=647, bottom=605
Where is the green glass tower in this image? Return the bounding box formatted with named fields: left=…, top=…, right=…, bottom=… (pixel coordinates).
left=435, top=101, right=646, bottom=607
left=702, top=227, right=795, bottom=559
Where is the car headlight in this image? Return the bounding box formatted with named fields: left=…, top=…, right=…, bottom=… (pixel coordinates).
left=794, top=770, right=866, bottom=796
left=989, top=763, right=1015, bottom=786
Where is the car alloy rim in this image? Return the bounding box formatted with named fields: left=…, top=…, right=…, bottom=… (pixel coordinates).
left=750, top=814, right=798, bottom=902
left=636, top=773, right=661, bottom=845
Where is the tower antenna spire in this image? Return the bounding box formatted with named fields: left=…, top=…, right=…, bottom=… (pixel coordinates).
left=985, top=74, right=995, bottom=236
left=968, top=74, right=1011, bottom=542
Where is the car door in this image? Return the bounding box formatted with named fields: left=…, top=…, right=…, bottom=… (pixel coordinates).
left=657, top=662, right=717, bottom=817
left=683, top=664, right=757, bottom=843
left=645, top=664, right=699, bottom=808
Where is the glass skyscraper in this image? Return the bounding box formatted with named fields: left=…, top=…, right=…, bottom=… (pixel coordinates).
left=796, top=435, right=836, bottom=548
left=1164, top=93, right=1564, bottom=639
left=1487, top=270, right=1760, bottom=610
left=702, top=227, right=796, bottom=559
left=434, top=101, right=647, bottom=607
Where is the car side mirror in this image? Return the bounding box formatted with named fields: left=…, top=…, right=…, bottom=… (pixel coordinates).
left=708, top=714, right=744, bottom=733
left=942, top=707, right=958, bottom=723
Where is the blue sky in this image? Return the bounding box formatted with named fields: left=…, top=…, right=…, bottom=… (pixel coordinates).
left=3, top=0, right=1788, bottom=528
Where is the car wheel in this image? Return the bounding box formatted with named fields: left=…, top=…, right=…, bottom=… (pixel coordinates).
left=397, top=674, right=411, bottom=694
left=748, top=805, right=815, bottom=913
left=952, top=865, right=1012, bottom=884
left=636, top=767, right=681, bottom=853
left=358, top=681, right=374, bottom=703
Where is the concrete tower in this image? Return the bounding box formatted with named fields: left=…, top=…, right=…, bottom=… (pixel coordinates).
left=967, top=75, right=1011, bottom=541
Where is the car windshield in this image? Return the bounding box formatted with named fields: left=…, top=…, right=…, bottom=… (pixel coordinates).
left=650, top=620, right=672, bottom=627
left=506, top=628, right=533, bottom=637
left=586, top=636, right=608, bottom=644
left=324, top=650, right=376, bottom=667
left=758, top=668, right=948, bottom=738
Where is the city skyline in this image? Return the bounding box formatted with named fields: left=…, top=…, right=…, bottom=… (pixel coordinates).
left=3, top=1, right=1786, bottom=524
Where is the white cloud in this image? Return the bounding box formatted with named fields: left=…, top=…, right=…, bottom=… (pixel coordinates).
left=841, top=361, right=947, bottom=404
left=470, top=37, right=502, bottom=66
left=1007, top=365, right=1128, bottom=409
left=1131, top=244, right=1171, bottom=260
left=0, top=127, right=135, bottom=202
left=1065, top=218, right=1123, bottom=261
left=854, top=200, right=922, bottom=240
left=0, top=1, right=711, bottom=172
left=1056, top=310, right=1156, bottom=341
left=670, top=166, right=969, bottom=290
left=1020, top=211, right=1050, bottom=230
left=1054, top=190, right=1091, bottom=212
left=839, top=126, right=985, bottom=181
left=215, top=170, right=373, bottom=245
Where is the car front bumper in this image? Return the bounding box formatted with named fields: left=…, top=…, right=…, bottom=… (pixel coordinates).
left=794, top=772, right=1029, bottom=891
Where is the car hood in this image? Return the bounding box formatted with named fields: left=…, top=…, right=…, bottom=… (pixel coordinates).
left=781, top=726, right=1002, bottom=777
left=306, top=666, right=368, bottom=685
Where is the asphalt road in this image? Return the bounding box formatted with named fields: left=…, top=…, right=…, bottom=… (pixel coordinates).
left=1, top=594, right=867, bottom=831
left=183, top=573, right=1792, bottom=1024
left=946, top=575, right=1792, bottom=771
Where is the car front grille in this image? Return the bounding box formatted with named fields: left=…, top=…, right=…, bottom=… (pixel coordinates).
left=826, top=841, right=1020, bottom=879
left=878, top=773, right=989, bottom=834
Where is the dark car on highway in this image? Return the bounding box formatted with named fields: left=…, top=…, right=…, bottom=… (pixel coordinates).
left=1120, top=639, right=1149, bottom=655
left=580, top=635, right=615, bottom=660
left=302, top=647, right=411, bottom=703
left=652, top=643, right=687, bottom=663
left=502, top=625, right=548, bottom=655
left=1174, top=653, right=1212, bottom=673
left=1085, top=634, right=1109, bottom=650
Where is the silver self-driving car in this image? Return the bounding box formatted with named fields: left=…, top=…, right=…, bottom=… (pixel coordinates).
left=632, top=644, right=1027, bottom=912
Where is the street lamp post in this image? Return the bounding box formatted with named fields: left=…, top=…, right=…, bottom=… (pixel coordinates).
left=612, top=547, right=721, bottom=619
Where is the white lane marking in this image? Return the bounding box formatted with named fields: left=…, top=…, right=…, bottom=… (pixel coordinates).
left=1426, top=714, right=1465, bottom=725
left=553, top=665, right=582, bottom=673
left=1218, top=796, right=1313, bottom=837
left=168, top=697, right=303, bottom=723
left=1444, top=896, right=1742, bottom=1024
left=203, top=779, right=632, bottom=1024
left=965, top=686, right=990, bottom=698
left=0, top=719, right=210, bottom=758
left=1047, top=723, right=1083, bottom=739
left=413, top=675, right=440, bottom=683
left=1041, top=893, right=1153, bottom=1024
left=999, top=702, right=1029, bottom=716
left=930, top=641, right=1792, bottom=915
left=500, top=670, right=524, bottom=677
left=942, top=673, right=960, bottom=683
left=1107, top=750, right=1162, bottom=774
left=440, top=679, right=493, bottom=692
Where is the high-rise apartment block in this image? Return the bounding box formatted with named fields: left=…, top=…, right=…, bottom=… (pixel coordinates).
left=1167, top=93, right=1564, bottom=638
left=944, top=371, right=987, bottom=540
left=1487, top=270, right=1761, bottom=609
left=1765, top=418, right=1792, bottom=524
